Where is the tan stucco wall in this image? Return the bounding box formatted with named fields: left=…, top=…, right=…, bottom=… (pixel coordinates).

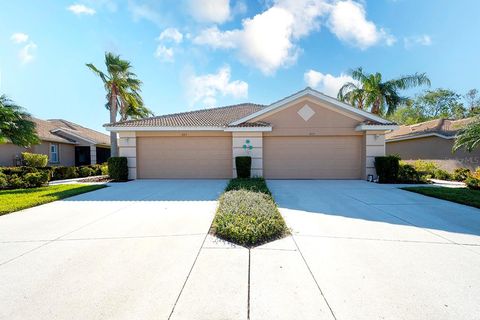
left=386, top=136, right=480, bottom=171
left=31, top=142, right=75, bottom=166
left=0, top=144, right=30, bottom=166
left=0, top=141, right=75, bottom=166
left=261, top=98, right=363, bottom=137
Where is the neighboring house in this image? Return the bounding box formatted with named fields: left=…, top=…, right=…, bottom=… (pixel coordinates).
left=386, top=118, right=480, bottom=171
left=0, top=118, right=110, bottom=167
left=106, top=88, right=397, bottom=179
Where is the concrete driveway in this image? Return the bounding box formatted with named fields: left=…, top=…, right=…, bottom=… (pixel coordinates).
left=0, top=180, right=226, bottom=320
left=268, top=180, right=480, bottom=320
left=1, top=180, right=480, bottom=320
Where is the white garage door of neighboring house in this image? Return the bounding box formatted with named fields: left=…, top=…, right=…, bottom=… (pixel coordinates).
left=263, top=136, right=362, bottom=179
left=137, top=136, right=232, bottom=179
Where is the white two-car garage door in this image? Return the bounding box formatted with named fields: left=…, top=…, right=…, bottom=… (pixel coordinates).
left=137, top=136, right=232, bottom=179
left=263, top=136, right=362, bottom=179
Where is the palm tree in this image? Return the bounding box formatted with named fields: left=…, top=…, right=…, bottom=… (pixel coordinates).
left=0, top=95, right=39, bottom=147
left=453, top=117, right=480, bottom=152
left=86, top=52, right=153, bottom=156
left=338, top=67, right=431, bottom=115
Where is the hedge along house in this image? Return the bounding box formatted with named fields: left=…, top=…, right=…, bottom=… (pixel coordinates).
left=106, top=88, right=398, bottom=179
left=0, top=118, right=111, bottom=167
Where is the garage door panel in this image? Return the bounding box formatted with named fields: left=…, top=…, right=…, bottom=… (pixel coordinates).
left=137, top=136, right=232, bottom=179
left=264, top=136, right=362, bottom=179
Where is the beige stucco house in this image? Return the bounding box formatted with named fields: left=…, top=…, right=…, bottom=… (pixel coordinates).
left=0, top=118, right=110, bottom=167
left=386, top=118, right=480, bottom=171
left=106, top=88, right=398, bottom=179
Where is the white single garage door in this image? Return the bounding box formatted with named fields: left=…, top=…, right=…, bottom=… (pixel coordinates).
left=137, top=136, right=232, bottom=179
left=264, top=136, right=362, bottom=179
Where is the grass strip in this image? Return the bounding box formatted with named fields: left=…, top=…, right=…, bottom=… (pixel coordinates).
left=402, top=186, right=480, bottom=209
left=0, top=184, right=106, bottom=215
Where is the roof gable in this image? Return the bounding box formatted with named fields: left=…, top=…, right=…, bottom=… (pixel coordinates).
left=230, top=87, right=392, bottom=126
left=386, top=117, right=473, bottom=141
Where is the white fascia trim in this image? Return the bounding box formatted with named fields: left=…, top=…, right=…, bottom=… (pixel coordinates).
left=230, top=87, right=391, bottom=126
left=106, top=126, right=225, bottom=132
left=50, top=129, right=97, bottom=144
left=386, top=132, right=455, bottom=142
left=224, top=127, right=272, bottom=132
left=356, top=124, right=399, bottom=131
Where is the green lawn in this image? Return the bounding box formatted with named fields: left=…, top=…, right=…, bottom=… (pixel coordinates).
left=402, top=186, right=480, bottom=209
left=0, top=184, right=106, bottom=215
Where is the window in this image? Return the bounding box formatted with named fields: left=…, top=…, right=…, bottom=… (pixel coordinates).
left=50, top=144, right=59, bottom=163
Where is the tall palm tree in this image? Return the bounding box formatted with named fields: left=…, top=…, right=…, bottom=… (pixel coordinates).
left=86, top=52, right=153, bottom=156
left=0, top=95, right=39, bottom=147
left=453, top=116, right=480, bottom=152
left=338, top=67, right=431, bottom=116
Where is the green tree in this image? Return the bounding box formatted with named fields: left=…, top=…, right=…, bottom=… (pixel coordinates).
left=86, top=52, right=153, bottom=156
left=465, top=89, right=480, bottom=116
left=416, top=89, right=466, bottom=119
left=0, top=95, right=39, bottom=147
left=387, top=99, right=428, bottom=125
left=338, top=67, right=431, bottom=115
left=453, top=116, right=480, bottom=152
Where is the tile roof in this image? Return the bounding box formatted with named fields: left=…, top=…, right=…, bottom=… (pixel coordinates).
left=386, top=118, right=473, bottom=140
left=105, top=103, right=267, bottom=128
left=32, top=118, right=110, bottom=145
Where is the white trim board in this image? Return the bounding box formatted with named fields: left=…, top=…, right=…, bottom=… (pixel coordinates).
left=229, top=87, right=391, bottom=126
left=356, top=124, right=399, bottom=131
left=107, top=126, right=272, bottom=132
left=386, top=132, right=455, bottom=142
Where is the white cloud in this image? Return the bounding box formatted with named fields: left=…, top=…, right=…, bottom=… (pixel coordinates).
left=193, top=26, right=238, bottom=49
left=186, top=66, right=248, bottom=107
left=128, top=1, right=162, bottom=25
left=304, top=69, right=354, bottom=97
left=155, top=45, right=174, bottom=62
left=67, top=4, right=96, bottom=15
left=404, top=34, right=432, bottom=49
left=11, top=33, right=29, bottom=44
left=158, top=28, right=183, bottom=44
left=19, top=42, right=37, bottom=64
left=188, top=0, right=231, bottom=24
left=327, top=0, right=395, bottom=49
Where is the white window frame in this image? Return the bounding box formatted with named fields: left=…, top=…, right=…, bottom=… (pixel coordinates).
left=50, top=143, right=59, bottom=163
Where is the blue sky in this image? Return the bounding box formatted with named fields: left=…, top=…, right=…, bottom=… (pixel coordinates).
left=1, top=0, right=479, bottom=133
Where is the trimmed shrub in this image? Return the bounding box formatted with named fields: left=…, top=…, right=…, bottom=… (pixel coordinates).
left=7, top=174, right=27, bottom=189
left=0, top=173, right=7, bottom=189
left=101, top=164, right=108, bottom=175
left=466, top=176, right=480, bottom=190
left=398, top=164, right=422, bottom=183
left=412, top=160, right=438, bottom=179
left=24, top=171, right=49, bottom=188
left=78, top=166, right=95, bottom=177
left=433, top=169, right=452, bottom=181
left=212, top=190, right=288, bottom=247
left=453, top=168, right=471, bottom=181
left=226, top=178, right=271, bottom=195
left=235, top=156, right=252, bottom=178
left=108, top=157, right=128, bottom=181
left=374, top=155, right=400, bottom=183
left=22, top=152, right=48, bottom=167
left=65, top=166, right=78, bottom=179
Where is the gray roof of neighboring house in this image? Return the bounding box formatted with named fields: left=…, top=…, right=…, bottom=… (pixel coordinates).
left=32, top=118, right=110, bottom=145
left=386, top=118, right=473, bottom=141
left=104, top=103, right=267, bottom=128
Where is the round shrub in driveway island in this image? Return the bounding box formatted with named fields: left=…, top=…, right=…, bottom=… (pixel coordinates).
left=212, top=189, right=288, bottom=247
